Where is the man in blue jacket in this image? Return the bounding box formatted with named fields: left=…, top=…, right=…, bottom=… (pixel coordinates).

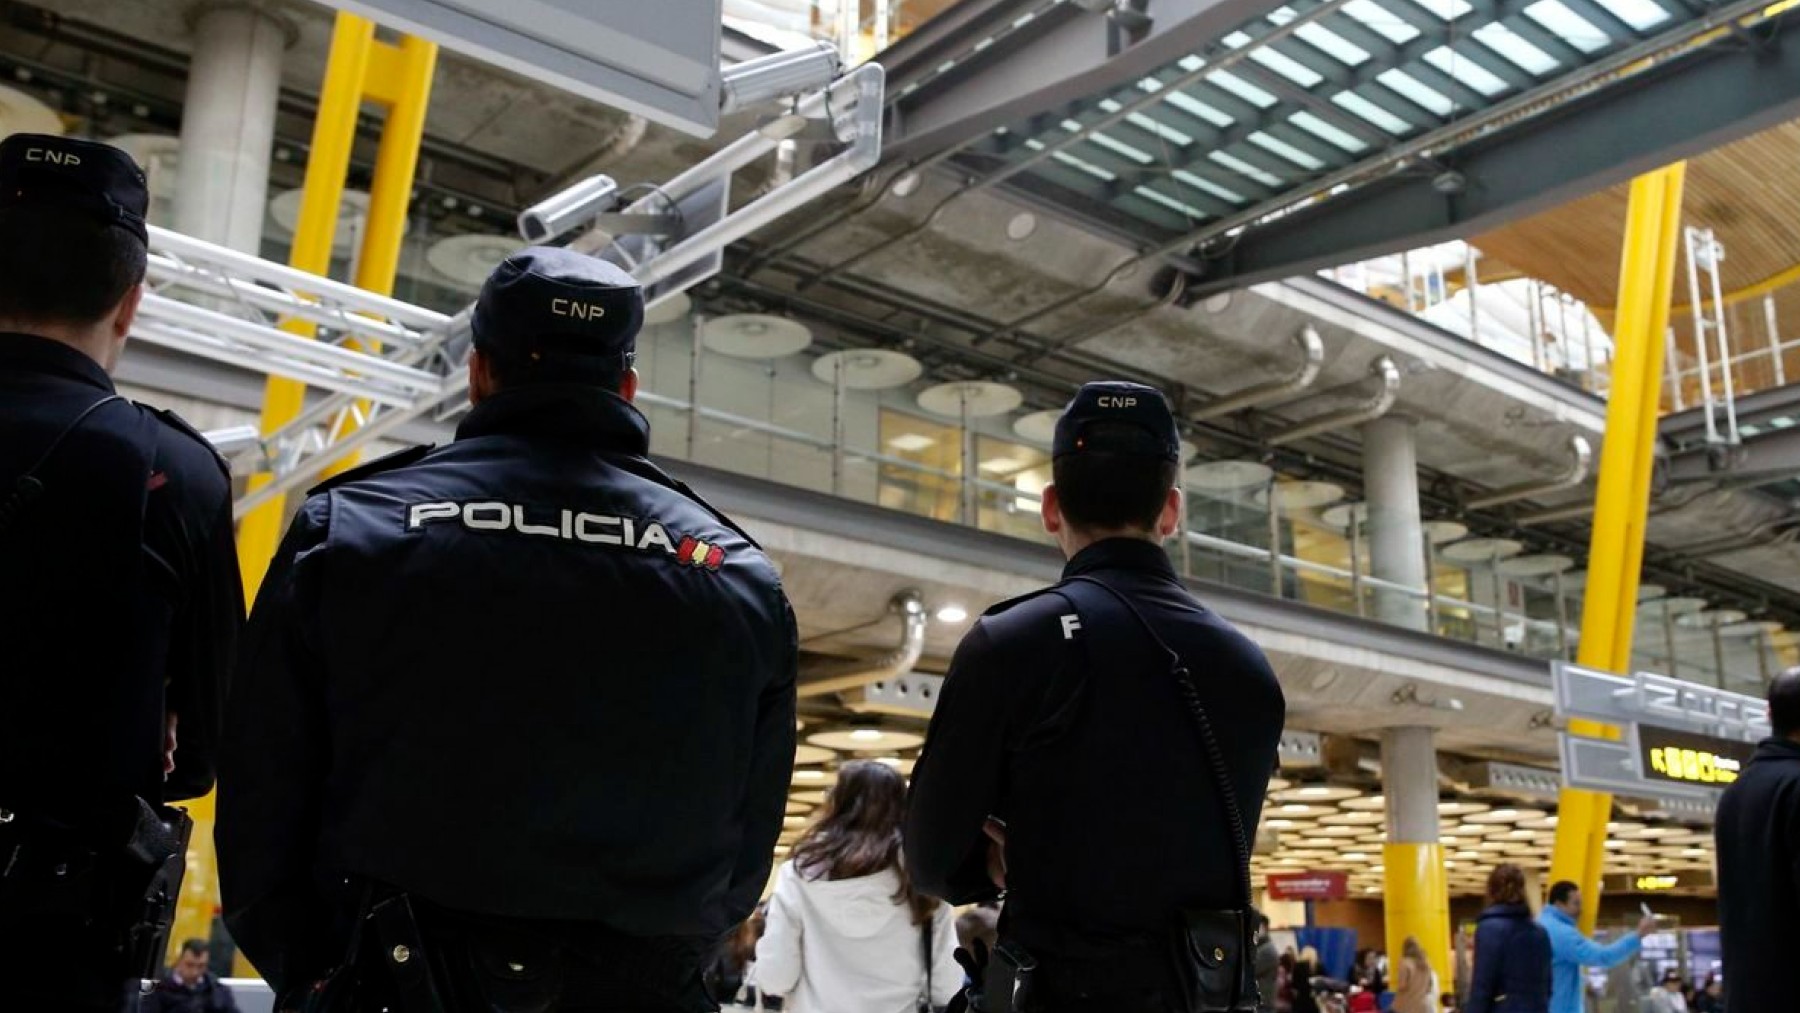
left=1538, top=881, right=1654, bottom=1013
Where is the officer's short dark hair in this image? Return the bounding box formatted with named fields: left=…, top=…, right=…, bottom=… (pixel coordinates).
left=1547, top=880, right=1579, bottom=906
left=1772, top=667, right=1800, bottom=739
left=178, top=938, right=208, bottom=958
left=480, top=345, right=628, bottom=392
left=1052, top=422, right=1178, bottom=532
left=0, top=204, right=147, bottom=325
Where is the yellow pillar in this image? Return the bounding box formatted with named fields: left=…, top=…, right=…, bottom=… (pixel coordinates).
left=1548, top=164, right=1687, bottom=935
left=178, top=12, right=437, bottom=968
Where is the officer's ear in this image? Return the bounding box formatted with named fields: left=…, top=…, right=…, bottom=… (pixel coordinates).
left=619, top=367, right=640, bottom=403
left=1040, top=483, right=1064, bottom=536
left=1156, top=486, right=1183, bottom=540
left=468, top=348, right=497, bottom=405
left=102, top=282, right=144, bottom=372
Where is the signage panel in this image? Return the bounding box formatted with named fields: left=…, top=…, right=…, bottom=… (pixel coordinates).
left=1635, top=724, right=1756, bottom=789
left=1602, top=869, right=1715, bottom=893
left=1267, top=871, right=1348, bottom=901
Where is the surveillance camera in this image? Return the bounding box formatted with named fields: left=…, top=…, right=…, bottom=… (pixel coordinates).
left=720, top=42, right=841, bottom=115
left=517, top=174, right=620, bottom=244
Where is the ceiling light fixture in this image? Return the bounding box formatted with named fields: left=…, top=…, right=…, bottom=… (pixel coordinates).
left=936, top=604, right=969, bottom=623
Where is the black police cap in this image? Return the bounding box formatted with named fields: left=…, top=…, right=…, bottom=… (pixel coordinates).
left=0, top=134, right=149, bottom=244
left=1053, top=381, right=1182, bottom=462
left=470, top=246, right=645, bottom=384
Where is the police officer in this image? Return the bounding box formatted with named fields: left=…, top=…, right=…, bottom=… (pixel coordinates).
left=905, top=382, right=1286, bottom=1013
left=0, top=135, right=243, bottom=1010
left=217, top=247, right=798, bottom=1011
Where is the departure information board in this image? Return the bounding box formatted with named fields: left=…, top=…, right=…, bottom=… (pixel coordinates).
left=1637, top=725, right=1756, bottom=788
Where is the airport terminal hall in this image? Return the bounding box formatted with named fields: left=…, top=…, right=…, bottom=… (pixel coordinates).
left=2, top=0, right=1798, bottom=1012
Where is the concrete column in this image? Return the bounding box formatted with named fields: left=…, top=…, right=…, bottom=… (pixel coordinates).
left=1382, top=726, right=1451, bottom=988
left=175, top=2, right=293, bottom=252
left=1363, top=416, right=1428, bottom=630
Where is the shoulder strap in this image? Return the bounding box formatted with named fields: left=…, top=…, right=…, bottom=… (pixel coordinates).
left=1056, top=575, right=1253, bottom=911
left=604, top=451, right=766, bottom=551
left=141, top=404, right=230, bottom=479
left=0, top=394, right=127, bottom=537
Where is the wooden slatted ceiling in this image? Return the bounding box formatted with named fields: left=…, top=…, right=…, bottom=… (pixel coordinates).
left=1472, top=118, right=1800, bottom=322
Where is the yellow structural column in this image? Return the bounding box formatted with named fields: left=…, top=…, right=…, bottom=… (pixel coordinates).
left=1548, top=164, right=1687, bottom=935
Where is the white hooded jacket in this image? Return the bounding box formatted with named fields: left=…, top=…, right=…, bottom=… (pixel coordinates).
left=754, top=861, right=963, bottom=1013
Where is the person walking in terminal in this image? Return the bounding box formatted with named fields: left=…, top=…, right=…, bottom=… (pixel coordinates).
left=1465, top=864, right=1551, bottom=1013
left=143, top=939, right=239, bottom=1013
left=1537, top=879, right=1653, bottom=1013
left=1643, top=969, right=1690, bottom=1013
left=904, top=381, right=1286, bottom=1013
left=755, top=760, right=962, bottom=1013
left=0, top=134, right=243, bottom=1012
left=1391, top=936, right=1439, bottom=1013
left=216, top=247, right=798, bottom=1011
left=1714, top=666, right=1800, bottom=1013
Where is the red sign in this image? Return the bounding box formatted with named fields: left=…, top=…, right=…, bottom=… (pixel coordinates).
left=1266, top=871, right=1349, bottom=901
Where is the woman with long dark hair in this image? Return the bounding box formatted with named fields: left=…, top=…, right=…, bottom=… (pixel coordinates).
left=1466, top=864, right=1551, bottom=1013
left=755, top=760, right=962, bottom=1013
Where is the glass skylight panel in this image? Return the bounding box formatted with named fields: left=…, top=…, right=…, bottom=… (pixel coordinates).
left=1342, top=0, right=1421, bottom=43
left=1290, top=111, right=1368, bottom=152
left=1087, top=131, right=1155, bottom=164
left=1331, top=91, right=1412, bottom=134
left=1207, top=70, right=1279, bottom=107
left=1052, top=151, right=1116, bottom=181
left=1164, top=90, right=1237, bottom=127
left=1422, top=46, right=1511, bottom=95
left=1591, top=0, right=1671, bottom=30
left=1407, top=0, right=1474, bottom=21
left=1250, top=47, right=1325, bottom=87
left=1378, top=68, right=1456, bottom=116
left=1179, top=55, right=1207, bottom=72
left=1173, top=170, right=1246, bottom=204
left=1223, top=30, right=1255, bottom=47
left=1209, top=150, right=1286, bottom=188
left=1128, top=113, right=1194, bottom=146
left=1294, top=23, right=1372, bottom=65
left=1522, top=1, right=1609, bottom=53
left=1249, top=131, right=1326, bottom=170
left=1473, top=23, right=1560, bottom=74
left=1099, top=98, right=1124, bottom=113
left=1133, top=186, right=1210, bottom=220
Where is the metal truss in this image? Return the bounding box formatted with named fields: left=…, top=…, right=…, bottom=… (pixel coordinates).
left=128, top=62, right=886, bottom=518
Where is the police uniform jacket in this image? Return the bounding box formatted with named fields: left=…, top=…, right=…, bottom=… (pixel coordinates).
left=1713, top=736, right=1800, bottom=1013
left=216, top=382, right=798, bottom=992
left=904, top=538, right=1284, bottom=959
left=0, top=333, right=241, bottom=840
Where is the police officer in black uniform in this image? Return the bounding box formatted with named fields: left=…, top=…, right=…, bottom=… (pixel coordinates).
left=217, top=247, right=798, bottom=1011
left=0, top=135, right=243, bottom=1010
left=905, top=382, right=1286, bottom=1013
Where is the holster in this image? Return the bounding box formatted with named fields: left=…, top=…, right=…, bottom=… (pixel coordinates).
left=1175, top=909, right=1257, bottom=1013
left=0, top=797, right=189, bottom=978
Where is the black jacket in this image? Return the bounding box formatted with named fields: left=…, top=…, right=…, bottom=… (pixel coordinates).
left=143, top=973, right=239, bottom=1012
left=0, top=333, right=241, bottom=839
left=216, top=384, right=797, bottom=993
left=1715, top=737, right=1800, bottom=1013
left=904, top=538, right=1285, bottom=958
left=1466, top=903, right=1550, bottom=1013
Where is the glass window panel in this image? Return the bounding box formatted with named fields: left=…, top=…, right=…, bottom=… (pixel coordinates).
left=1207, top=69, right=1280, bottom=108
left=1098, top=98, right=1124, bottom=113
left=1209, top=149, right=1287, bottom=188
left=1343, top=0, right=1422, bottom=41
left=1591, top=0, right=1670, bottom=30
left=1378, top=68, right=1456, bottom=116
left=1087, top=131, right=1156, bottom=164
left=1248, top=131, right=1326, bottom=170
left=1523, top=1, right=1610, bottom=52
left=1129, top=112, right=1195, bottom=146
left=1422, top=46, right=1512, bottom=95
left=1407, top=0, right=1474, bottom=20
left=878, top=410, right=962, bottom=523
left=1295, top=23, right=1372, bottom=65
left=1165, top=89, right=1238, bottom=126
left=1051, top=151, right=1117, bottom=181
left=1133, top=185, right=1210, bottom=220
left=1332, top=90, right=1413, bottom=134
left=1173, top=169, right=1246, bottom=204
left=1179, top=55, right=1207, bottom=72
left=1250, top=47, right=1325, bottom=87
left=1223, top=30, right=1255, bottom=47
left=1290, top=111, right=1369, bottom=152
left=1472, top=23, right=1560, bottom=74
left=974, top=436, right=1053, bottom=541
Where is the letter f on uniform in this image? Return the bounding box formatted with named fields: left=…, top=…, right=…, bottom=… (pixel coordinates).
left=1061, top=614, right=1082, bottom=640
